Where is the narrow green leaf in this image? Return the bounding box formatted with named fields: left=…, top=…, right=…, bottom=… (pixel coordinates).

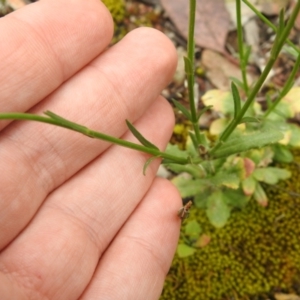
left=44, top=111, right=88, bottom=131
left=172, top=99, right=192, bottom=120
left=239, top=116, right=260, bottom=124
left=278, top=8, right=285, bottom=35
left=266, top=94, right=272, bottom=109
left=183, top=56, right=193, bottom=75
left=177, top=243, right=196, bottom=258
left=206, top=190, right=231, bottom=228
left=229, top=77, right=244, bottom=90
left=188, top=132, right=198, bottom=153
left=196, top=105, right=213, bottom=121
left=231, top=82, right=241, bottom=118
left=212, top=130, right=284, bottom=158
left=126, top=120, right=159, bottom=150
left=243, top=44, right=252, bottom=64
left=143, top=156, right=159, bottom=175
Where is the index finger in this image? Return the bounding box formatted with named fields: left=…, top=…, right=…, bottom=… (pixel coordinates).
left=0, top=0, right=113, bottom=130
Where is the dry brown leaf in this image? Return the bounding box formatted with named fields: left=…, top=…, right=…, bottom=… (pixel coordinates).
left=201, top=49, right=255, bottom=90
left=160, top=0, right=230, bottom=53
left=291, top=0, right=300, bottom=30
left=258, top=0, right=290, bottom=15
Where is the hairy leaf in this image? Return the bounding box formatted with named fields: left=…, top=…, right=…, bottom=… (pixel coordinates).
left=185, top=220, right=202, bottom=238
left=212, top=130, right=284, bottom=158
left=206, top=190, right=231, bottom=228
left=253, top=167, right=291, bottom=185
left=224, top=188, right=250, bottom=209
left=272, top=144, right=294, bottom=163
left=171, top=176, right=206, bottom=198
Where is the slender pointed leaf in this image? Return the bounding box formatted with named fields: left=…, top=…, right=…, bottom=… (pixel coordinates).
left=229, top=77, right=244, bottom=90
left=243, top=44, right=252, bottom=65
left=44, top=111, right=88, bottom=131
left=143, top=156, right=159, bottom=175
left=278, top=9, right=285, bottom=35
left=231, top=82, right=241, bottom=118
left=266, top=94, right=272, bottom=109
left=126, top=119, right=159, bottom=150
left=172, top=99, right=192, bottom=120
left=188, top=132, right=198, bottom=153
left=196, top=105, right=213, bottom=121
left=184, top=56, right=193, bottom=75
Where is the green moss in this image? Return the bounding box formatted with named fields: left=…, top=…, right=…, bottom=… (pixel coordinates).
left=102, top=0, right=125, bottom=24
left=101, top=0, right=127, bottom=44
left=161, top=149, right=300, bottom=300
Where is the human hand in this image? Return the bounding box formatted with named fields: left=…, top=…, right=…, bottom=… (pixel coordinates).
left=0, top=1, right=182, bottom=299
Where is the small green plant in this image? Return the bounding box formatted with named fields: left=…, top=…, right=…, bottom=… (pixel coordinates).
left=161, top=153, right=300, bottom=299
left=1, top=0, right=300, bottom=228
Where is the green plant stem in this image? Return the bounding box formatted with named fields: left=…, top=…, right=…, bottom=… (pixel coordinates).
left=187, top=0, right=202, bottom=145
left=264, top=53, right=300, bottom=118
left=210, top=0, right=300, bottom=155
left=0, top=112, right=189, bottom=164
left=236, top=0, right=249, bottom=95
left=242, top=0, right=300, bottom=55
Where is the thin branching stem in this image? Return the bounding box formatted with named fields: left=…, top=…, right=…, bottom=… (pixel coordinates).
left=242, top=0, right=300, bottom=55
left=187, top=0, right=202, bottom=145
left=0, top=113, right=189, bottom=164
left=236, top=0, right=249, bottom=95
left=264, top=53, right=300, bottom=118
left=210, top=0, right=300, bottom=155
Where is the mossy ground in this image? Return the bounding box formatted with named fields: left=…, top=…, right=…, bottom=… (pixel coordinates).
left=101, top=0, right=162, bottom=44
left=161, top=149, right=300, bottom=300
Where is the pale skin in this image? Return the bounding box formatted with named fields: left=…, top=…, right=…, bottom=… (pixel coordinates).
left=0, top=0, right=182, bottom=299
